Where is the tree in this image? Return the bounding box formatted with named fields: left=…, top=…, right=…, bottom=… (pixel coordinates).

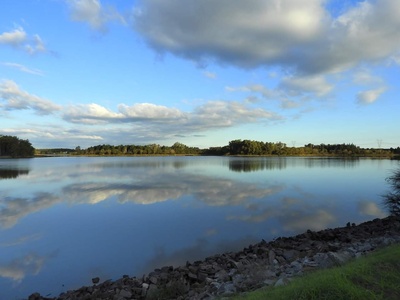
left=382, top=168, right=400, bottom=216
left=0, top=135, right=35, bottom=158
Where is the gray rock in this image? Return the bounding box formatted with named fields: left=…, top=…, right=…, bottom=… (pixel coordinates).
left=283, top=249, right=300, bottom=261
left=118, top=289, right=132, bottom=299
left=92, top=277, right=100, bottom=284
left=274, top=277, right=290, bottom=287
left=268, top=250, right=276, bottom=265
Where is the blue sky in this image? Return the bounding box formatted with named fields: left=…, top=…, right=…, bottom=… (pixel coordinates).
left=0, top=0, right=399, bottom=149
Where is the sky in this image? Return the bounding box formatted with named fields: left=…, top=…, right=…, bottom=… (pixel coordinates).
left=0, top=0, right=399, bottom=149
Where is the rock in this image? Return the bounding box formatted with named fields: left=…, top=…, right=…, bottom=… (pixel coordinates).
left=92, top=277, right=100, bottom=284
left=23, top=216, right=400, bottom=300
left=118, top=289, right=132, bottom=299
left=283, top=249, right=300, bottom=261
left=28, top=293, right=41, bottom=300
left=327, top=251, right=354, bottom=266
left=149, top=276, right=158, bottom=284
left=268, top=250, right=276, bottom=265
left=274, top=277, right=290, bottom=287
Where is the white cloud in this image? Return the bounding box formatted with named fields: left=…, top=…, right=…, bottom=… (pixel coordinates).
left=279, top=75, right=333, bottom=97
left=352, top=70, right=384, bottom=85
left=203, top=71, right=217, bottom=79
left=25, top=34, right=46, bottom=55
left=0, top=27, right=26, bottom=46
left=63, top=103, right=121, bottom=124
left=0, top=80, right=61, bottom=115
left=0, top=27, right=47, bottom=54
left=132, top=0, right=400, bottom=77
left=133, top=0, right=327, bottom=68
left=67, top=0, right=126, bottom=30
left=356, top=87, right=386, bottom=105
left=63, top=100, right=281, bottom=135
left=1, top=62, right=44, bottom=76
left=118, top=103, right=185, bottom=120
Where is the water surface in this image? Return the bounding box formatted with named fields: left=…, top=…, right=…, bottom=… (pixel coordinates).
left=0, top=156, right=398, bottom=299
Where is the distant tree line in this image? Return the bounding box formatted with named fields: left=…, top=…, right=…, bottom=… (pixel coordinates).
left=75, top=142, right=202, bottom=156
left=66, top=139, right=399, bottom=158
left=202, top=139, right=398, bottom=157
left=0, top=135, right=35, bottom=158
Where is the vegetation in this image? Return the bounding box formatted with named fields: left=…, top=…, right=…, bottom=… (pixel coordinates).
left=0, top=135, right=35, bottom=158
left=60, top=139, right=398, bottom=157
left=232, top=243, right=400, bottom=300
left=72, top=142, right=202, bottom=156
left=383, top=168, right=400, bottom=216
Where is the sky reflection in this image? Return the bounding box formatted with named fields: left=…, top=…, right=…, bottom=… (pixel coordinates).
left=0, top=156, right=397, bottom=299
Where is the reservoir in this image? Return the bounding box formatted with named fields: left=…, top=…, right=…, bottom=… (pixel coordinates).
left=0, top=156, right=398, bottom=299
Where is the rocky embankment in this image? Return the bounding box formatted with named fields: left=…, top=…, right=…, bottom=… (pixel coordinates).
left=29, top=216, right=400, bottom=300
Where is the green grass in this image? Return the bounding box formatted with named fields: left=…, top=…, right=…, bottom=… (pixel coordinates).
left=231, top=244, right=400, bottom=300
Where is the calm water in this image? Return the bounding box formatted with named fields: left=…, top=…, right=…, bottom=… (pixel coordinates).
left=0, top=156, right=398, bottom=299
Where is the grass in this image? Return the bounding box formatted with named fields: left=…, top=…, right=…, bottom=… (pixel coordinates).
left=231, top=243, right=400, bottom=300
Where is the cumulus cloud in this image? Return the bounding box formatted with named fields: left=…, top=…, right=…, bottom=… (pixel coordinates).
left=0, top=27, right=47, bottom=54
left=118, top=103, right=185, bottom=120
left=133, top=0, right=327, bottom=68
left=279, top=75, right=333, bottom=97
left=25, top=34, right=46, bottom=55
left=63, top=100, right=281, bottom=135
left=356, top=87, right=387, bottom=105
left=0, top=80, right=61, bottom=115
left=67, top=0, right=126, bottom=30
left=132, top=0, right=400, bottom=87
left=226, top=74, right=333, bottom=110
left=0, top=27, right=26, bottom=46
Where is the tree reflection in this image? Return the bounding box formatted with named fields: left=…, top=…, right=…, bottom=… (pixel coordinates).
left=228, top=158, right=287, bottom=172
left=382, top=168, right=400, bottom=216
left=0, top=169, right=29, bottom=180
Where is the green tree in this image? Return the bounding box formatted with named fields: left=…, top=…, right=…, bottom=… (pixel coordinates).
left=382, top=168, right=400, bottom=216
left=0, top=135, right=35, bottom=158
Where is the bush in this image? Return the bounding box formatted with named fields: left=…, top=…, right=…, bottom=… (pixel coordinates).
left=382, top=168, right=400, bottom=216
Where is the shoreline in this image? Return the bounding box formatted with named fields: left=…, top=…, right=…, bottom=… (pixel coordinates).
left=28, top=216, right=400, bottom=300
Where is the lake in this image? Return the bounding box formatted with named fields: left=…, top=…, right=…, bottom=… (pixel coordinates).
left=0, top=156, right=398, bottom=299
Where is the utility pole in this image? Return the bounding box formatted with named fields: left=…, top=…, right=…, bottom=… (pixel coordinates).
left=377, top=139, right=383, bottom=157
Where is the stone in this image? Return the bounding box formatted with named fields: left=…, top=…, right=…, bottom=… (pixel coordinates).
left=118, top=289, right=132, bottom=299
left=327, top=251, right=354, bottom=266
left=28, top=293, right=41, bottom=300
left=274, top=277, right=290, bottom=287
left=92, top=277, right=100, bottom=284
left=268, top=250, right=276, bottom=265
left=283, top=249, right=300, bottom=261
left=149, top=276, right=158, bottom=284
left=22, top=216, right=400, bottom=300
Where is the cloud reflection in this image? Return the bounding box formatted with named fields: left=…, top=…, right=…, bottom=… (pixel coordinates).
left=227, top=195, right=337, bottom=233
left=0, top=252, right=53, bottom=282
left=1, top=166, right=282, bottom=228
left=358, top=200, right=386, bottom=218
left=0, top=193, right=60, bottom=228
left=138, top=236, right=258, bottom=275
left=0, top=234, right=42, bottom=247
left=61, top=174, right=283, bottom=207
